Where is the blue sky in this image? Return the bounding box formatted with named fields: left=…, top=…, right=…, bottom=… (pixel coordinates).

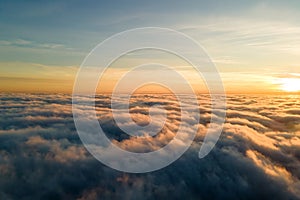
left=0, top=0, right=300, bottom=93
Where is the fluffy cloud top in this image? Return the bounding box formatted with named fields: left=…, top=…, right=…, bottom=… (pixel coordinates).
left=0, top=93, right=300, bottom=199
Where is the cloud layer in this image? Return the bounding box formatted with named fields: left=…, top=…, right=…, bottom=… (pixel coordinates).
left=0, top=93, right=300, bottom=199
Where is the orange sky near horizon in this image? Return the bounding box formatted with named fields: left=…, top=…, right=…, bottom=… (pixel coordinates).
left=0, top=63, right=299, bottom=94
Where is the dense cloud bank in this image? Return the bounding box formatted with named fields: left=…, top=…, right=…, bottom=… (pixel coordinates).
left=0, top=93, right=300, bottom=199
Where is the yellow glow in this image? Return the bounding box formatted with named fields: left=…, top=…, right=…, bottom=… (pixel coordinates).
left=280, top=78, right=300, bottom=92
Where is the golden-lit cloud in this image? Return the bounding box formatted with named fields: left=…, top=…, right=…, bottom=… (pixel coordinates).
left=1, top=93, right=300, bottom=199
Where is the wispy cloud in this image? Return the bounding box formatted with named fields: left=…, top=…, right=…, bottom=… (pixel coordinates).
left=0, top=38, right=74, bottom=50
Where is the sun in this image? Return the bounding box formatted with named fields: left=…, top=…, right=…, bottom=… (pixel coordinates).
left=280, top=78, right=300, bottom=92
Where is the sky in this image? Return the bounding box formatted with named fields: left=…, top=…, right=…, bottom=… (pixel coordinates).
left=0, top=0, right=300, bottom=93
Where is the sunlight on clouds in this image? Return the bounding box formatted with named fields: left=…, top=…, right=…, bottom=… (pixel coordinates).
left=246, top=150, right=300, bottom=196
left=1, top=93, right=300, bottom=199
left=246, top=150, right=291, bottom=180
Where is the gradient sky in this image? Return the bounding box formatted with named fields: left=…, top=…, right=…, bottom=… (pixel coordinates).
left=0, top=0, right=300, bottom=93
